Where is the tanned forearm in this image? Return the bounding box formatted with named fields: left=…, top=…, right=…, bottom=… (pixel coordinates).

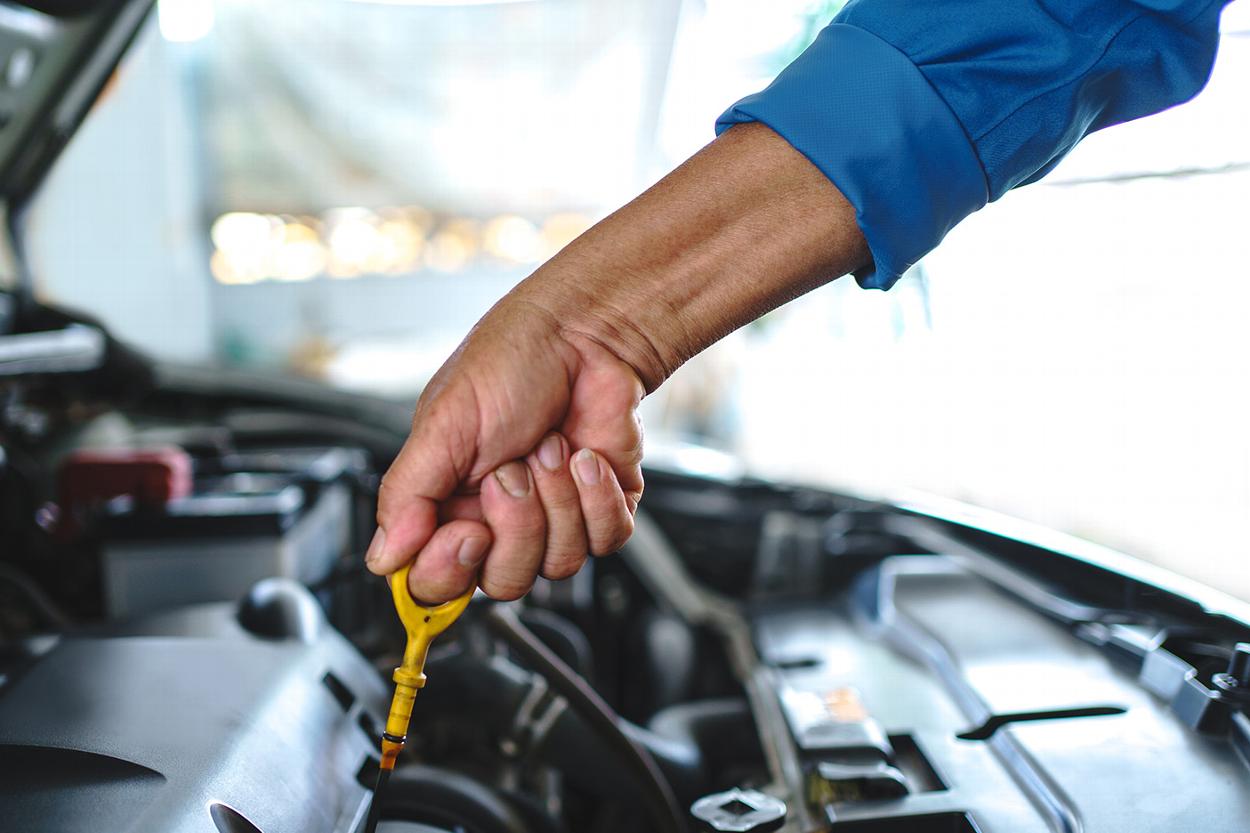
left=515, top=122, right=870, bottom=391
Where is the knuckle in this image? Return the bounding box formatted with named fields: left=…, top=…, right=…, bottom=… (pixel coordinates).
left=480, top=577, right=532, bottom=602
left=376, top=472, right=415, bottom=523
left=541, top=555, right=585, bottom=581
left=376, top=475, right=397, bottom=515
left=491, top=485, right=543, bottom=516
left=628, top=478, right=644, bottom=514
left=541, top=489, right=583, bottom=514
left=502, top=515, right=547, bottom=542
left=501, top=513, right=547, bottom=541
left=409, top=578, right=452, bottom=605
left=553, top=524, right=588, bottom=554
left=593, top=519, right=633, bottom=557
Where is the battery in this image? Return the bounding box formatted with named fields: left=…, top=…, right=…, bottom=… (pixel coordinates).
left=97, top=448, right=361, bottom=619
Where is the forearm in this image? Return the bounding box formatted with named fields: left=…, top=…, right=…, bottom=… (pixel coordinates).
left=514, top=122, right=869, bottom=391
left=381, top=122, right=866, bottom=603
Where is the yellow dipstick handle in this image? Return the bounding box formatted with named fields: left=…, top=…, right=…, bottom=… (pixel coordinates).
left=379, top=563, right=473, bottom=771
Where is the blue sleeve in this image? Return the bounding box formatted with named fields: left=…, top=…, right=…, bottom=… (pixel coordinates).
left=717, top=0, right=1231, bottom=290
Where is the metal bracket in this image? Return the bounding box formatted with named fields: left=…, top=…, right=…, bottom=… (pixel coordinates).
left=502, top=674, right=568, bottom=760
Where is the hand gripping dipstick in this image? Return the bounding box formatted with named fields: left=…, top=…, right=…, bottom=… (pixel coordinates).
left=363, top=563, right=473, bottom=833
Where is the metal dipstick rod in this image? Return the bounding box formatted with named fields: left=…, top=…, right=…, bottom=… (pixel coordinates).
left=363, top=563, right=473, bottom=833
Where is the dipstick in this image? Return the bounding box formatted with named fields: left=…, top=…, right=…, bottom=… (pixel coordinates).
left=363, top=563, right=473, bottom=833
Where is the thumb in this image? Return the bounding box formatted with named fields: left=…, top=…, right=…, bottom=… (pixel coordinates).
left=367, top=426, right=468, bottom=576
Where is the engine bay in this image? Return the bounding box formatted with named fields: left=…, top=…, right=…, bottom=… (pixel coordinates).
left=1, top=2, right=1249, bottom=831
left=3, top=363, right=1250, bottom=833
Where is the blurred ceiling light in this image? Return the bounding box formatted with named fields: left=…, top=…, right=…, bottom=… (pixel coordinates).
left=211, top=212, right=276, bottom=257
left=210, top=250, right=263, bottom=286
left=158, top=0, right=215, bottom=43
left=380, top=205, right=435, bottom=238
left=443, top=218, right=481, bottom=239
left=273, top=222, right=327, bottom=282
left=425, top=220, right=479, bottom=273
left=325, top=209, right=382, bottom=278
left=483, top=215, right=541, bottom=264
left=404, top=206, right=435, bottom=235
left=210, top=206, right=601, bottom=284
left=424, top=234, right=470, bottom=272
left=377, top=219, right=426, bottom=274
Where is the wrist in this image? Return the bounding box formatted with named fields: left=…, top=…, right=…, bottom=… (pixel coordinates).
left=515, top=264, right=680, bottom=394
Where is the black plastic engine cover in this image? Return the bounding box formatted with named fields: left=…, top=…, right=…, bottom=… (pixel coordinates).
left=753, top=555, right=1250, bottom=832
left=0, top=581, right=388, bottom=833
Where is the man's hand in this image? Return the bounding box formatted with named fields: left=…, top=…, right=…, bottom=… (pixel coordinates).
left=366, top=305, right=645, bottom=603
left=368, top=123, right=870, bottom=603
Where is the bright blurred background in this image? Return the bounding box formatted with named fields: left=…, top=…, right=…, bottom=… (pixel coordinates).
left=23, top=0, right=1250, bottom=597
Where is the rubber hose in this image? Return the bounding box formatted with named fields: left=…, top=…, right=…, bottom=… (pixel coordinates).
left=379, top=764, right=533, bottom=833
left=422, top=650, right=705, bottom=802
left=647, top=698, right=763, bottom=778
left=485, top=605, right=685, bottom=833
left=518, top=607, right=595, bottom=678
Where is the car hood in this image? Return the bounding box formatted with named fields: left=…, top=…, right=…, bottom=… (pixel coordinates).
left=0, top=1, right=151, bottom=211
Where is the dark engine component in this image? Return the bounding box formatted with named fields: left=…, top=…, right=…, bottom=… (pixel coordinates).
left=4, top=345, right=1250, bottom=833
left=0, top=581, right=387, bottom=833
left=375, top=765, right=537, bottom=833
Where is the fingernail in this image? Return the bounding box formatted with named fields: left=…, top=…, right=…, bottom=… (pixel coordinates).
left=537, top=434, right=564, bottom=471
left=457, top=537, right=489, bottom=568
left=495, top=461, right=532, bottom=498
left=573, top=449, right=601, bottom=485
left=365, top=527, right=387, bottom=566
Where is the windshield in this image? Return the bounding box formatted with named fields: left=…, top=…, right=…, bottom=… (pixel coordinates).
left=22, top=0, right=1250, bottom=600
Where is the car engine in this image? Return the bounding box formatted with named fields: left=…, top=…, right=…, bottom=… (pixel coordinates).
left=2, top=1, right=1250, bottom=831
left=3, top=351, right=1250, bottom=833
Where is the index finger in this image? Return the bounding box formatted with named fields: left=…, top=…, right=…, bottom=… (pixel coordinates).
left=369, top=437, right=463, bottom=575
left=369, top=394, right=480, bottom=573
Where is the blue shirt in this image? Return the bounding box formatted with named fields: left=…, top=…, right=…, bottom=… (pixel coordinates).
left=717, top=0, right=1232, bottom=289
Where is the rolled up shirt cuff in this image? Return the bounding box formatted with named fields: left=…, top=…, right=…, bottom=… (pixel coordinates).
left=716, top=23, right=988, bottom=290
